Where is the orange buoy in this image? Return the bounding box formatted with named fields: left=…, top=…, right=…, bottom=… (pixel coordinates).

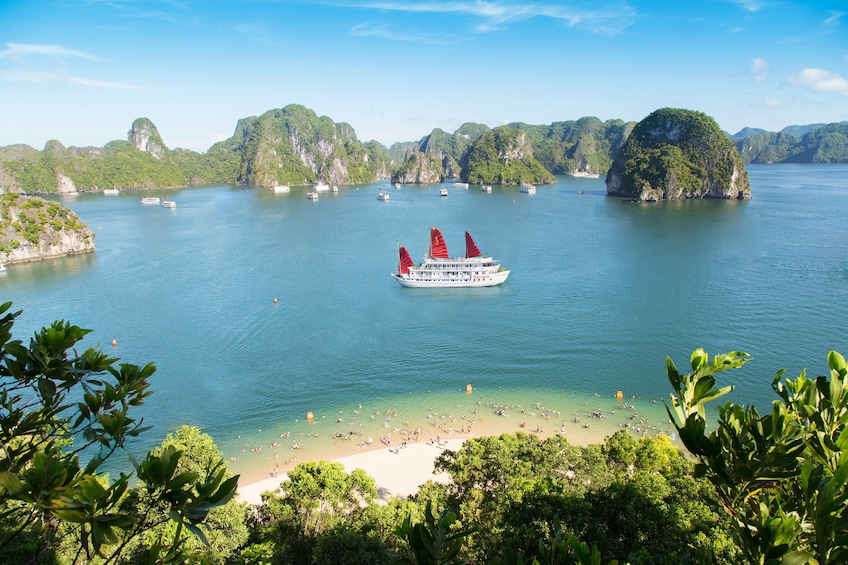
left=616, top=390, right=623, bottom=400
left=111, top=339, right=117, bottom=347
left=466, top=383, right=473, bottom=394
left=306, top=411, right=314, bottom=423
left=273, top=297, right=278, bottom=304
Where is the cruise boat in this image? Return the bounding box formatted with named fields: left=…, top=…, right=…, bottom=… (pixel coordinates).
left=103, top=188, right=120, bottom=195
left=314, top=181, right=330, bottom=191
left=377, top=188, right=390, bottom=201
left=440, top=188, right=448, bottom=197
left=452, top=181, right=469, bottom=188
left=520, top=183, right=536, bottom=194
left=391, top=227, right=510, bottom=288
left=307, top=192, right=319, bottom=200
left=481, top=185, right=492, bottom=193
left=141, top=197, right=161, bottom=205
left=162, top=200, right=177, bottom=208
left=270, top=184, right=290, bottom=193
left=568, top=171, right=600, bottom=178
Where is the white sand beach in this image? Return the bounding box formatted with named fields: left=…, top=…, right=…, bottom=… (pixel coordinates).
left=237, top=438, right=464, bottom=506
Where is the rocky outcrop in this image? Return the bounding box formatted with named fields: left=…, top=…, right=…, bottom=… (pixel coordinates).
left=461, top=128, right=556, bottom=185
left=606, top=108, right=750, bottom=201
left=0, top=195, right=94, bottom=263
left=129, top=118, right=167, bottom=160
left=56, top=172, right=77, bottom=194
left=391, top=152, right=445, bottom=184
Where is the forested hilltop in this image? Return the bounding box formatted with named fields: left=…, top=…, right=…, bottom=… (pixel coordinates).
left=0, top=103, right=844, bottom=194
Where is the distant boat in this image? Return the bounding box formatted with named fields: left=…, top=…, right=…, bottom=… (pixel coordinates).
left=391, top=227, right=510, bottom=288
left=520, top=183, right=536, bottom=194
left=394, top=183, right=401, bottom=189
left=452, top=182, right=469, bottom=188
left=0, top=264, right=6, bottom=272
left=141, top=197, right=161, bottom=205
left=307, top=192, right=319, bottom=200
left=103, top=188, right=120, bottom=195
left=440, top=188, right=448, bottom=197
left=332, top=185, right=339, bottom=193
left=377, top=188, right=390, bottom=201
left=568, top=171, right=600, bottom=178
left=270, top=184, right=290, bottom=193
left=162, top=200, right=177, bottom=208
left=481, top=185, right=492, bottom=193
left=314, top=182, right=330, bottom=191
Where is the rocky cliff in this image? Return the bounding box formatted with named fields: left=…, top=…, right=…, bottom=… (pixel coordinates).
left=606, top=108, right=750, bottom=201
left=0, top=194, right=95, bottom=263
left=213, top=104, right=391, bottom=187
left=129, top=118, right=168, bottom=160
left=461, top=128, right=556, bottom=185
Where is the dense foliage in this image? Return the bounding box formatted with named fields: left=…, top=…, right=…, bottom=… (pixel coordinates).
left=667, top=348, right=848, bottom=564
left=461, top=128, right=556, bottom=185
left=0, top=303, right=238, bottom=564
left=607, top=108, right=750, bottom=201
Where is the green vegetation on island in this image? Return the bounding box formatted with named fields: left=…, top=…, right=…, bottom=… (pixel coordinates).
left=0, top=193, right=94, bottom=262
left=0, top=104, right=844, bottom=196
left=461, top=127, right=557, bottom=185
left=606, top=108, right=751, bottom=201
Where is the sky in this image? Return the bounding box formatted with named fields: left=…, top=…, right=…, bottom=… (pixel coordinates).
left=0, top=0, right=846, bottom=153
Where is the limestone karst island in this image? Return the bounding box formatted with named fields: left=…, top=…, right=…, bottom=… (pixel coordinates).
left=0, top=105, right=845, bottom=264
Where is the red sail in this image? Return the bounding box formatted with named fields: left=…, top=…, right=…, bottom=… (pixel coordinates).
left=430, top=227, right=449, bottom=258
left=465, top=231, right=481, bottom=258
left=398, top=246, right=414, bottom=274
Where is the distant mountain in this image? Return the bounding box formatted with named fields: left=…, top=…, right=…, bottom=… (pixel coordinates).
left=461, top=128, right=557, bottom=185
left=731, top=121, right=848, bottom=164
left=606, top=108, right=750, bottom=202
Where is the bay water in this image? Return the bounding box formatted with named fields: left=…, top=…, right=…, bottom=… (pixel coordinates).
left=2, top=164, right=846, bottom=482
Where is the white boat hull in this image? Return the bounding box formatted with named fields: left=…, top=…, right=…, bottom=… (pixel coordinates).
left=392, top=269, right=510, bottom=288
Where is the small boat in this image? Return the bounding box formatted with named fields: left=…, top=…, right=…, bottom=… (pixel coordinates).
left=568, top=171, right=600, bottom=178
left=162, top=200, right=176, bottom=208
left=391, top=227, right=510, bottom=288
left=440, top=188, right=448, bottom=197
left=481, top=185, right=492, bottom=193
left=0, top=264, right=6, bottom=272
left=307, top=192, right=319, bottom=200
left=103, top=188, right=120, bottom=195
left=520, top=183, right=536, bottom=194
left=141, top=197, right=161, bottom=205
left=332, top=185, right=339, bottom=193
left=394, top=183, right=401, bottom=189
left=452, top=182, right=469, bottom=188
left=377, top=188, right=390, bottom=201
left=270, top=184, right=290, bottom=193
left=314, top=181, right=330, bottom=191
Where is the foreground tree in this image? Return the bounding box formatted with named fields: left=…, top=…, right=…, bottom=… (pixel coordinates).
left=0, top=302, right=238, bottom=563
left=666, top=348, right=848, bottom=564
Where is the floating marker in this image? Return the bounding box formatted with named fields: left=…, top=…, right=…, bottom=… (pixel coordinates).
left=307, top=411, right=314, bottom=423
left=111, top=339, right=117, bottom=347
left=616, top=390, right=623, bottom=400
left=466, top=383, right=473, bottom=394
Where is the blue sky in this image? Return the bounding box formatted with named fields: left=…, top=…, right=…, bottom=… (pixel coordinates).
left=0, top=0, right=846, bottom=152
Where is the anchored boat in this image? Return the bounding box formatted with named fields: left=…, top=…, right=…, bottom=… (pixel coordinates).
left=391, top=227, right=510, bottom=288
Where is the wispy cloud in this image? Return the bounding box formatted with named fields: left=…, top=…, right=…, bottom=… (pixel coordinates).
left=820, top=11, right=844, bottom=30
left=0, top=43, right=99, bottom=63
left=750, top=58, right=768, bottom=83
left=788, top=68, right=848, bottom=96
left=335, top=1, right=636, bottom=35
left=0, top=42, right=140, bottom=89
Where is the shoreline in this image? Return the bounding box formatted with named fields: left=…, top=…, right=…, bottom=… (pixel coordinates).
left=235, top=390, right=674, bottom=505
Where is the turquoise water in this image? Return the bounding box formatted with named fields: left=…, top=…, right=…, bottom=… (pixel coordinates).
left=2, top=165, right=847, bottom=481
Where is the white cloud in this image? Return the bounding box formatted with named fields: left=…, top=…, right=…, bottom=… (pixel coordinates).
left=727, top=0, right=766, bottom=13
left=750, top=58, right=768, bottom=83
left=820, top=11, right=844, bottom=30
left=764, top=98, right=781, bottom=107
left=789, top=68, right=848, bottom=96
left=336, top=1, right=636, bottom=35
